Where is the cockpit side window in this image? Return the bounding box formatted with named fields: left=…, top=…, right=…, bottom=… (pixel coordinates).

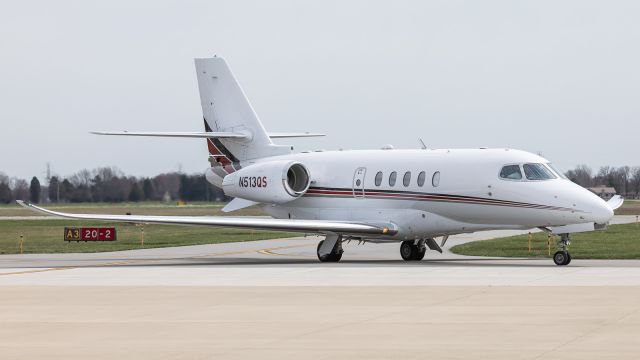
left=500, top=165, right=522, bottom=180
left=523, top=163, right=557, bottom=180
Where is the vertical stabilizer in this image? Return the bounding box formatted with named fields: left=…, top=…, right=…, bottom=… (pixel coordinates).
left=195, top=57, right=290, bottom=173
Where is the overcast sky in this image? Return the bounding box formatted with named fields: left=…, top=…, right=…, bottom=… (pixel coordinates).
left=1, top=0, right=639, bottom=181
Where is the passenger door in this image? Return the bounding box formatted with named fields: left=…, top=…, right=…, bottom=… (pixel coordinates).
left=352, top=167, right=366, bottom=199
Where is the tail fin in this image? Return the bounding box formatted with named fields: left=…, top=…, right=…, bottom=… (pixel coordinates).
left=195, top=57, right=290, bottom=172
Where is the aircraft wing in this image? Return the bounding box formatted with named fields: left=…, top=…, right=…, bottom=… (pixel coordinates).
left=16, top=201, right=395, bottom=236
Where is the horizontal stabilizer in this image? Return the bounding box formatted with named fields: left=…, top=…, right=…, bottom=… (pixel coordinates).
left=91, top=131, right=325, bottom=139
left=267, top=132, right=325, bottom=138
left=91, top=131, right=248, bottom=139
left=16, top=201, right=396, bottom=236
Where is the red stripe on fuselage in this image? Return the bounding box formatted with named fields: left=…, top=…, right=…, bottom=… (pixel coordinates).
left=304, top=188, right=573, bottom=212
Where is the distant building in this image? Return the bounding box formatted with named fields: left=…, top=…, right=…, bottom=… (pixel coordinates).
left=588, top=186, right=616, bottom=200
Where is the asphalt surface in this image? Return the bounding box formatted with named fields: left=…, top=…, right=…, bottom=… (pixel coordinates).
left=2, top=215, right=640, bottom=359
left=1, top=215, right=639, bottom=286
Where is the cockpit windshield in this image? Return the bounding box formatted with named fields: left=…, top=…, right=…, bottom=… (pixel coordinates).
left=546, top=163, right=567, bottom=179
left=523, top=163, right=556, bottom=180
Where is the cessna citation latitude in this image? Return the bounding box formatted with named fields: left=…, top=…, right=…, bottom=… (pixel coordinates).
left=18, top=57, right=623, bottom=266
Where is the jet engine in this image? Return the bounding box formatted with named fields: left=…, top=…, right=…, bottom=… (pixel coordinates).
left=222, top=160, right=311, bottom=204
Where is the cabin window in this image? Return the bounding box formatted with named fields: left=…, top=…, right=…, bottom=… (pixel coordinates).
left=500, top=165, right=522, bottom=180
left=523, top=163, right=556, bottom=180
left=403, top=171, right=411, bottom=187
left=375, top=171, right=383, bottom=186
left=389, top=171, right=397, bottom=186
left=417, top=171, right=426, bottom=187
left=432, top=171, right=440, bottom=187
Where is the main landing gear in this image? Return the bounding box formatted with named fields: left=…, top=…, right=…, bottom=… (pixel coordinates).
left=553, top=234, right=572, bottom=266
left=400, top=240, right=426, bottom=261
left=317, top=234, right=343, bottom=262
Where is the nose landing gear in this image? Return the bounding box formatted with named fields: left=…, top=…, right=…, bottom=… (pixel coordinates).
left=553, top=234, right=572, bottom=266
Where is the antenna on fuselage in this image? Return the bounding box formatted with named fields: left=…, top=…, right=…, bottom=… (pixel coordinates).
left=418, top=138, right=427, bottom=150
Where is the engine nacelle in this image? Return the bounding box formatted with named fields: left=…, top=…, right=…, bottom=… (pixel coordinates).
left=222, top=160, right=311, bottom=204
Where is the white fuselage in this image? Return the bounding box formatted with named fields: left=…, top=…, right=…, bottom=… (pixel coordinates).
left=238, top=148, right=612, bottom=241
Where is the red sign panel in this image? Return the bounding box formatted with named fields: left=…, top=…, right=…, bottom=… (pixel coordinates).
left=65, top=227, right=116, bottom=241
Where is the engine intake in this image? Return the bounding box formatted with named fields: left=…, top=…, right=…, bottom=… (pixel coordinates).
left=222, top=160, right=311, bottom=204
left=284, top=163, right=310, bottom=196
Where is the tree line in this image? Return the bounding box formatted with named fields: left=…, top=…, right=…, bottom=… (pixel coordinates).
left=0, top=167, right=228, bottom=204
left=1, top=164, right=639, bottom=205
left=565, top=165, right=640, bottom=197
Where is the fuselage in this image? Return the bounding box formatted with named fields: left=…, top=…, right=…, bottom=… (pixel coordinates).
left=239, top=148, right=613, bottom=240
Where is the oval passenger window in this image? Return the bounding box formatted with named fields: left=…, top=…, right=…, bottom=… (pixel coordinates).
left=403, top=171, right=411, bottom=187
left=432, top=171, right=440, bottom=187
left=375, top=171, right=383, bottom=186
left=417, top=171, right=426, bottom=187
left=389, top=171, right=397, bottom=186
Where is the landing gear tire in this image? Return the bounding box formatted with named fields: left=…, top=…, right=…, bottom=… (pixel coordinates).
left=317, top=240, right=343, bottom=262
left=553, top=250, right=570, bottom=266
left=400, top=241, right=426, bottom=261
left=553, top=233, right=573, bottom=266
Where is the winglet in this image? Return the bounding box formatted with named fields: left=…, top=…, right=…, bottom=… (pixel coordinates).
left=16, top=200, right=62, bottom=217
left=607, top=195, right=624, bottom=211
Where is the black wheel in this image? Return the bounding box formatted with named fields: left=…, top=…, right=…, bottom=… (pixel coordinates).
left=414, top=247, right=426, bottom=261
left=317, top=240, right=343, bottom=262
left=329, top=252, right=343, bottom=262
left=553, top=251, right=569, bottom=266
left=400, top=241, right=415, bottom=261
left=317, top=240, right=330, bottom=262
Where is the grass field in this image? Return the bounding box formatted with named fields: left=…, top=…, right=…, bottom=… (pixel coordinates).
left=616, top=199, right=640, bottom=215
left=0, top=219, right=297, bottom=254
left=451, top=222, right=640, bottom=259
left=0, top=201, right=266, bottom=217
left=0, top=202, right=295, bottom=254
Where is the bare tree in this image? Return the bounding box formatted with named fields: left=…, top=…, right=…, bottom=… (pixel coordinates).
left=153, top=173, right=181, bottom=200
left=0, top=172, right=9, bottom=186
left=565, top=165, right=593, bottom=187
left=631, top=167, right=640, bottom=198
left=617, top=166, right=631, bottom=195
left=91, top=167, right=130, bottom=202
left=0, top=173, right=12, bottom=203
left=11, top=178, right=29, bottom=200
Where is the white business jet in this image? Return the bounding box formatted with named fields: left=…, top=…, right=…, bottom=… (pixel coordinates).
left=18, top=57, right=623, bottom=265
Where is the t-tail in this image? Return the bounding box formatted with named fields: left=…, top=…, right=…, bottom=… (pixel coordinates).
left=196, top=57, right=291, bottom=173
left=90, top=56, right=325, bottom=178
